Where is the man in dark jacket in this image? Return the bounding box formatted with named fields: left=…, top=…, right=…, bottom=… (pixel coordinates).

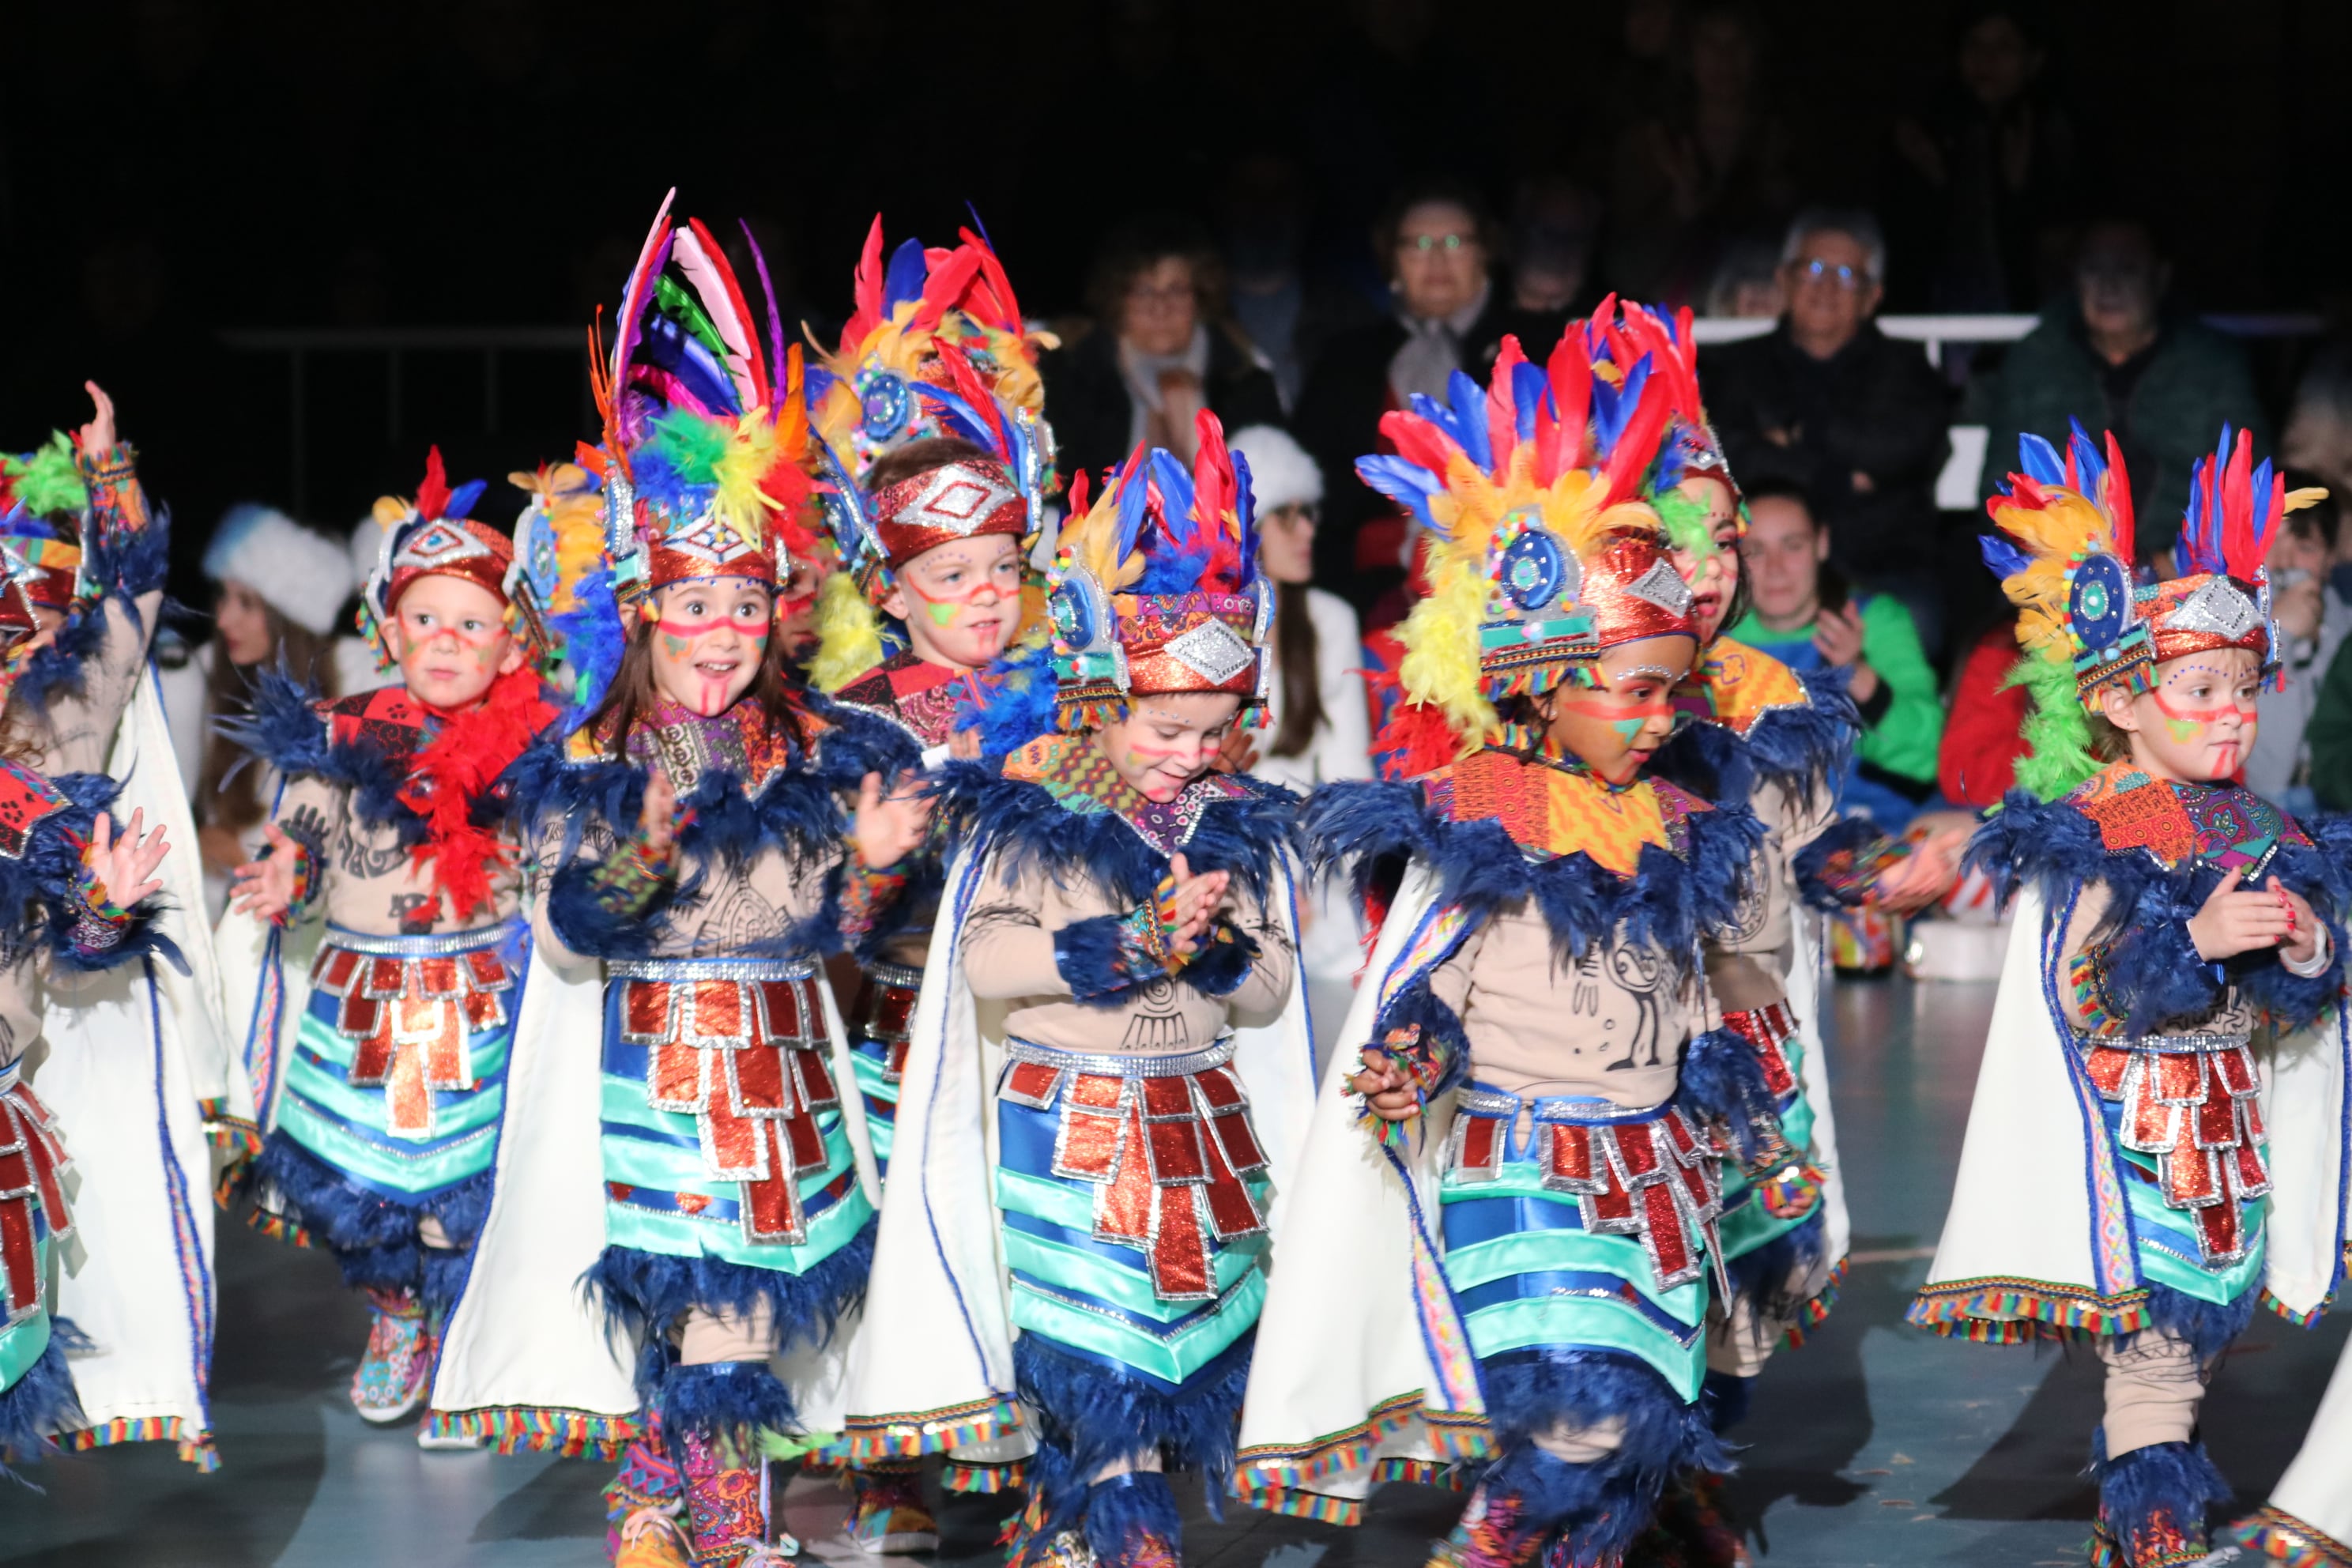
left=1976, top=216, right=2268, bottom=566
left=1039, top=214, right=1284, bottom=493
left=1700, top=207, right=1955, bottom=655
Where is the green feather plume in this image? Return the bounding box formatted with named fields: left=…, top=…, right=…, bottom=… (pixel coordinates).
left=1653, top=488, right=1716, bottom=557
left=647, top=407, right=730, bottom=484
left=2007, top=650, right=2099, bottom=802
left=4, top=433, right=87, bottom=516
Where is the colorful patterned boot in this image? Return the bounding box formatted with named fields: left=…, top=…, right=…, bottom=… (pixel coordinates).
left=350, top=1286, right=431, bottom=1424
left=680, top=1427, right=793, bottom=1566
left=1430, top=1481, right=1548, bottom=1568
left=2091, top=1435, right=2231, bottom=1568
left=849, top=1461, right=940, bottom=1554
left=607, top=1419, right=690, bottom=1566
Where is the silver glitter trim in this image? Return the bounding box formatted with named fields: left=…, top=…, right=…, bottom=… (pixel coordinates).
left=2072, top=1031, right=2252, bottom=1055
left=323, top=922, right=516, bottom=957
left=1005, top=1036, right=1236, bottom=1078
left=2162, top=576, right=2260, bottom=642
left=863, top=960, right=925, bottom=990
left=1162, top=619, right=1257, bottom=684
left=609, top=957, right=818, bottom=981
left=1622, top=556, right=1695, bottom=616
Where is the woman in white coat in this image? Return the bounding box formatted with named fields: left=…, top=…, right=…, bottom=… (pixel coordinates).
left=1225, top=424, right=1372, bottom=1070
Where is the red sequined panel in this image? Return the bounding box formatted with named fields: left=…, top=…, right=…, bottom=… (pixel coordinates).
left=852, top=974, right=922, bottom=1084
left=1721, top=1003, right=1799, bottom=1098
left=2095, top=1040, right=2269, bottom=1267
left=309, top=940, right=513, bottom=1139
left=1443, top=1102, right=1727, bottom=1293
left=1025, top=1062, right=1268, bottom=1303
left=620, top=974, right=839, bottom=1246
left=0, top=1085, right=72, bottom=1320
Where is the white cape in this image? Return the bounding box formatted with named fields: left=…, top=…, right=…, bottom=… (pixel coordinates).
left=428, top=939, right=887, bottom=1448
left=1920, top=888, right=2349, bottom=1328
left=1786, top=905, right=1851, bottom=1302
left=839, top=841, right=1317, bottom=1457
left=38, top=672, right=230, bottom=1464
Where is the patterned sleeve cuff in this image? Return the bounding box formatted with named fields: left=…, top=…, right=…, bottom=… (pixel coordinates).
left=66, top=834, right=134, bottom=955
left=75, top=441, right=149, bottom=537
left=1792, top=816, right=1903, bottom=910
left=586, top=833, right=676, bottom=918
left=839, top=844, right=911, bottom=945
left=2068, top=940, right=2128, bottom=1035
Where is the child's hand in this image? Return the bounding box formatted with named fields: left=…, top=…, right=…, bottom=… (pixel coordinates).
left=75, top=381, right=117, bottom=456
left=639, top=767, right=678, bottom=858
left=1349, top=1048, right=1423, bottom=1121
left=229, top=823, right=300, bottom=922
left=2280, top=885, right=2323, bottom=967
left=1163, top=853, right=1229, bottom=958
left=854, top=771, right=932, bottom=871
left=87, top=808, right=168, bottom=907
left=2188, top=868, right=2297, bottom=961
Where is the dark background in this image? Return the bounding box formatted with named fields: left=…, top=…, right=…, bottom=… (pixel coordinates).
left=5, top=0, right=2348, bottom=590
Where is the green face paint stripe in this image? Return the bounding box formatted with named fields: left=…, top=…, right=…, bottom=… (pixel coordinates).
left=1611, top=717, right=1647, bottom=741
left=925, top=599, right=958, bottom=628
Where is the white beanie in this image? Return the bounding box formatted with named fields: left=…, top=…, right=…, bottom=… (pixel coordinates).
left=202, top=505, right=356, bottom=635
left=1227, top=424, right=1324, bottom=513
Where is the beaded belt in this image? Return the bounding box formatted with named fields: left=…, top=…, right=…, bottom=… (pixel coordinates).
left=0, top=1083, right=70, bottom=1324
left=310, top=922, right=518, bottom=1140
left=614, top=957, right=838, bottom=1247
left=854, top=960, right=925, bottom=1084
left=1721, top=1001, right=1800, bottom=1097
left=998, top=1036, right=1263, bottom=1302
left=2077, top=1031, right=2267, bottom=1268
left=1446, top=1085, right=1726, bottom=1293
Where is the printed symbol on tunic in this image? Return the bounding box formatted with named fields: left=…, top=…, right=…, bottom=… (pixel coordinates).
left=337, top=822, right=409, bottom=880
left=1601, top=942, right=1668, bottom=1072
left=1121, top=976, right=1191, bottom=1052
left=388, top=893, right=437, bottom=934
left=1729, top=873, right=1770, bottom=944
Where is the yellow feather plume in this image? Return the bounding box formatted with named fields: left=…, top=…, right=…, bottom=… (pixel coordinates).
left=1986, top=485, right=2115, bottom=673
left=508, top=462, right=605, bottom=614
left=808, top=570, right=886, bottom=692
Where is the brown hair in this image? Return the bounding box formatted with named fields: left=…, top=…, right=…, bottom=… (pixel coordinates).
left=204, top=608, right=341, bottom=833
left=579, top=585, right=808, bottom=760
left=1268, top=582, right=1326, bottom=760
left=1084, top=213, right=1230, bottom=337
left=865, top=435, right=996, bottom=495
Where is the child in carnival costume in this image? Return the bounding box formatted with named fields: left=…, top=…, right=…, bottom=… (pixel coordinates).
left=1604, top=303, right=1964, bottom=1443
left=801, top=219, right=1058, bottom=1552
left=494, top=195, right=928, bottom=1568
left=1910, top=424, right=2352, bottom=1568
left=0, top=387, right=183, bottom=1470
left=1232, top=337, right=1784, bottom=1567
left=219, top=446, right=561, bottom=1434
left=839, top=410, right=1314, bottom=1568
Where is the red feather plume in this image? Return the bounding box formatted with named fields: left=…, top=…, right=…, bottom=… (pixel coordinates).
left=416, top=447, right=451, bottom=523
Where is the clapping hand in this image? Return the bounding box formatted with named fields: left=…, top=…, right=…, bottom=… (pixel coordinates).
left=1162, top=853, right=1230, bottom=958
left=854, top=771, right=932, bottom=872
left=1349, top=1049, right=1423, bottom=1122
left=87, top=808, right=168, bottom=908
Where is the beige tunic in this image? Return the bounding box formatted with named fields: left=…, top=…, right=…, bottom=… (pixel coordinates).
left=960, top=853, right=1295, bottom=1058
left=1427, top=898, right=1717, bottom=1111
left=1703, top=778, right=1838, bottom=1012
left=2055, top=879, right=2256, bottom=1038
left=270, top=771, right=521, bottom=939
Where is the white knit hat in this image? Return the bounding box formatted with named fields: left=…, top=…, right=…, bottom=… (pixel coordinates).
left=202, top=504, right=356, bottom=635
left=1227, top=424, right=1324, bottom=513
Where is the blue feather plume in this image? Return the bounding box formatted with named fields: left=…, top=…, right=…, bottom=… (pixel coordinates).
left=882, top=237, right=929, bottom=313
left=2018, top=432, right=2066, bottom=486
left=1980, top=534, right=2032, bottom=579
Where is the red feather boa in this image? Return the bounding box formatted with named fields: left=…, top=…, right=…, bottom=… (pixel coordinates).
left=398, top=668, right=558, bottom=921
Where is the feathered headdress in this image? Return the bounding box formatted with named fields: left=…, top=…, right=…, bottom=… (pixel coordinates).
left=0, top=434, right=92, bottom=612
left=1595, top=300, right=1743, bottom=551
left=587, top=190, right=819, bottom=612
left=805, top=218, right=1056, bottom=688
left=1981, top=420, right=2323, bottom=799
left=356, top=448, right=530, bottom=669
left=504, top=460, right=611, bottom=695
left=1357, top=318, right=1694, bottom=769
left=1041, top=411, right=1268, bottom=732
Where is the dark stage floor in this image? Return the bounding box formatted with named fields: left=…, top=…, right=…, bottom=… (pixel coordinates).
left=5, top=973, right=2343, bottom=1566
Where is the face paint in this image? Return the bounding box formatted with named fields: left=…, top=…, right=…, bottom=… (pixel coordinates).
left=651, top=582, right=771, bottom=716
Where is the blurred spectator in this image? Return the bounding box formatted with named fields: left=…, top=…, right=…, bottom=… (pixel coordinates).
left=1506, top=175, right=1603, bottom=322
left=1224, top=425, right=1370, bottom=1070
left=1702, top=235, right=1785, bottom=318
left=1886, top=5, right=2078, bottom=314
left=1725, top=480, right=1944, bottom=828
left=1295, top=180, right=1513, bottom=620
left=2282, top=338, right=2352, bottom=498
left=1604, top=3, right=1796, bottom=303
left=1702, top=208, right=1954, bottom=654
left=1936, top=609, right=2030, bottom=807
left=2246, top=477, right=2346, bottom=812
left=161, top=506, right=382, bottom=914
left=1041, top=213, right=1284, bottom=488
left=1222, top=152, right=1376, bottom=413
left=1976, top=216, right=2268, bottom=564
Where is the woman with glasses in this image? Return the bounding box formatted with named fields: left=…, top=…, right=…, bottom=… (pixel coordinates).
left=1040, top=212, right=1285, bottom=491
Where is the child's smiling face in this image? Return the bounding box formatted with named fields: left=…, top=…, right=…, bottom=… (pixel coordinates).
left=389, top=574, right=522, bottom=709
left=648, top=576, right=772, bottom=717
left=882, top=533, right=1024, bottom=670
left=1093, top=692, right=1244, bottom=803
left=2101, top=646, right=2263, bottom=784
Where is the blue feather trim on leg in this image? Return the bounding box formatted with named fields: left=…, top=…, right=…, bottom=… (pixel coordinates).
left=0, top=1326, right=85, bottom=1477
left=2090, top=1429, right=2231, bottom=1562
left=656, top=1358, right=801, bottom=1446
